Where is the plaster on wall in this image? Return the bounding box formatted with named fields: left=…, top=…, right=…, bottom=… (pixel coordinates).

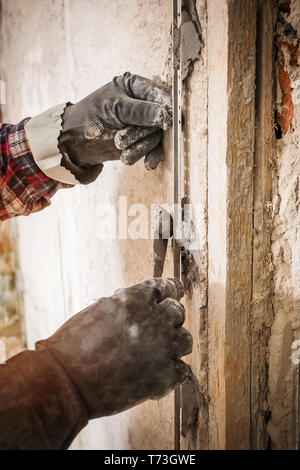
left=0, top=0, right=209, bottom=450
left=267, top=0, right=300, bottom=449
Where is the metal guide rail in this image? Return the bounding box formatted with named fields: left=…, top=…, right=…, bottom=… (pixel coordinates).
left=172, top=0, right=183, bottom=451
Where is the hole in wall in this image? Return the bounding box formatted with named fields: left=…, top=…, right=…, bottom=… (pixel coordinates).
left=274, top=118, right=283, bottom=139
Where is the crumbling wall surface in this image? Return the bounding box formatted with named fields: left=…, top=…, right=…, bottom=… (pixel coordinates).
left=180, top=0, right=208, bottom=450
left=267, top=0, right=300, bottom=449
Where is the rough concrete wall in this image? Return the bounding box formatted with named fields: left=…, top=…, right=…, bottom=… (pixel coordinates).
left=0, top=0, right=208, bottom=450
left=267, top=0, right=300, bottom=449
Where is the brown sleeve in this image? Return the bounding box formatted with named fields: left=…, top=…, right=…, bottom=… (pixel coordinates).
left=0, top=349, right=88, bottom=450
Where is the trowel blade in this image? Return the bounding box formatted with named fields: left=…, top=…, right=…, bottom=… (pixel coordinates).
left=152, top=207, right=173, bottom=277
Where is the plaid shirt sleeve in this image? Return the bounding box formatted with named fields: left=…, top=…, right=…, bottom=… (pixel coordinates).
left=0, top=118, right=73, bottom=221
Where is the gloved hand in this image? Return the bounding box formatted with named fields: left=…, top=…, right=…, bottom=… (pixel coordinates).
left=58, top=72, right=172, bottom=184
left=36, top=277, right=192, bottom=419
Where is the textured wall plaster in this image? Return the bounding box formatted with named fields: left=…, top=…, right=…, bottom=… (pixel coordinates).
left=267, top=0, right=300, bottom=449
left=0, top=0, right=208, bottom=450
left=180, top=0, right=208, bottom=450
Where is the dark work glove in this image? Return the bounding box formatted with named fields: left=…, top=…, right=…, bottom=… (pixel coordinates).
left=36, top=278, right=192, bottom=419
left=59, top=72, right=172, bottom=184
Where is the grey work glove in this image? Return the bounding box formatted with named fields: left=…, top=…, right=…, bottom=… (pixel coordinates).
left=59, top=72, right=172, bottom=184
left=36, top=277, right=192, bottom=419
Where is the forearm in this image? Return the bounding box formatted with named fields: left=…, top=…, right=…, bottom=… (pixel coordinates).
left=0, top=348, right=88, bottom=450
left=0, top=120, right=72, bottom=221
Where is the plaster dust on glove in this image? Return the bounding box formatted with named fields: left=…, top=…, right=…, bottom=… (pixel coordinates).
left=58, top=72, right=172, bottom=181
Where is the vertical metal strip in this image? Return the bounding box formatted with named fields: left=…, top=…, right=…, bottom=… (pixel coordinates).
left=172, top=0, right=182, bottom=451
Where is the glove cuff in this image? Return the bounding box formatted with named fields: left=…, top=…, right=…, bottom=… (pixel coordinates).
left=25, top=103, right=80, bottom=185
